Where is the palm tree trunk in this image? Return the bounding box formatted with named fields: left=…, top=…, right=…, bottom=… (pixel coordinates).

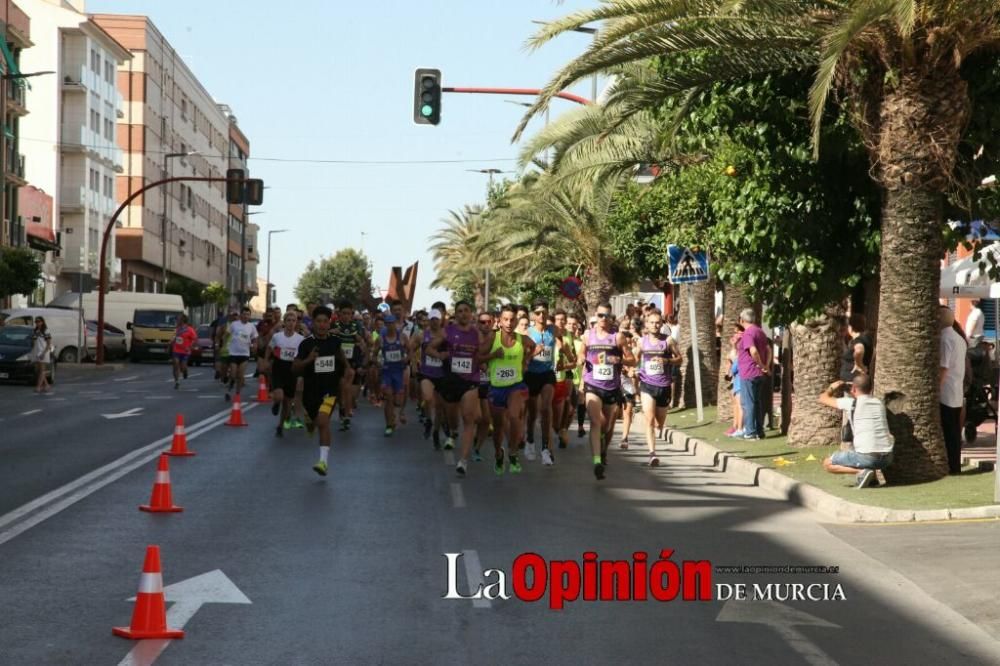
left=786, top=304, right=844, bottom=447
left=874, top=187, right=948, bottom=481
left=581, top=267, right=612, bottom=315
left=862, top=274, right=880, bottom=379
left=716, top=282, right=752, bottom=423
left=678, top=279, right=718, bottom=409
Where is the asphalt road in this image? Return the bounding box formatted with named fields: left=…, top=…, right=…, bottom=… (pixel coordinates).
left=1, top=372, right=998, bottom=665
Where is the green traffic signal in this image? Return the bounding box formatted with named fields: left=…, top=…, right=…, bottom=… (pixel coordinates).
left=421, top=104, right=433, bottom=117
left=413, top=68, right=441, bottom=126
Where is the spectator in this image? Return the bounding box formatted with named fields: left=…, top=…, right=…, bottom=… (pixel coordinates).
left=965, top=300, right=984, bottom=342
left=818, top=374, right=894, bottom=488
left=940, top=305, right=967, bottom=475
left=31, top=316, right=53, bottom=394
left=738, top=308, right=770, bottom=440
left=839, top=313, right=874, bottom=382
left=725, top=325, right=744, bottom=437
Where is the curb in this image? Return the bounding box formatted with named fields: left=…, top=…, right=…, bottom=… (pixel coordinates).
left=665, top=428, right=1000, bottom=523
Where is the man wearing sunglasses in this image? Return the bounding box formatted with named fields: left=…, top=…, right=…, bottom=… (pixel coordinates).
left=524, top=300, right=567, bottom=466
left=818, top=374, right=894, bottom=488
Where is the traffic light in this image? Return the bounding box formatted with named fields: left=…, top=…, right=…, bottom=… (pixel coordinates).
left=226, top=168, right=245, bottom=204
left=413, top=68, right=441, bottom=125
left=245, top=179, right=264, bottom=206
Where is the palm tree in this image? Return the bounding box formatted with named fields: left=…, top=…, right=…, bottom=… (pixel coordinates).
left=516, top=0, right=1000, bottom=481
left=786, top=306, right=846, bottom=447
left=429, top=206, right=491, bottom=309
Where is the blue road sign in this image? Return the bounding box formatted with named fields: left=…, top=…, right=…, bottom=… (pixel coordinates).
left=667, top=245, right=710, bottom=284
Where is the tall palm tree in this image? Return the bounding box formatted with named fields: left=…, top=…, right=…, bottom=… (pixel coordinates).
left=516, top=0, right=1000, bottom=481
left=429, top=205, right=490, bottom=309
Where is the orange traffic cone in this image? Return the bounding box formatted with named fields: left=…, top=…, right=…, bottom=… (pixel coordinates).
left=255, top=374, right=269, bottom=402
left=140, top=454, right=183, bottom=513
left=112, top=545, right=185, bottom=640
left=165, top=414, right=195, bottom=457
left=225, top=394, right=248, bottom=427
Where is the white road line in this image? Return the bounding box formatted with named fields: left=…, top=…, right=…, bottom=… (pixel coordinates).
left=20, top=409, right=42, bottom=416
left=443, top=451, right=455, bottom=465
left=144, top=396, right=173, bottom=400
left=450, top=483, right=466, bottom=508
left=0, top=405, right=257, bottom=547
left=462, top=549, right=491, bottom=609
left=113, top=375, right=139, bottom=382
left=48, top=397, right=66, bottom=402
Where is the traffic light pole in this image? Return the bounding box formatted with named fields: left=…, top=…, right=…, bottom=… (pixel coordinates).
left=96, top=175, right=237, bottom=365
left=441, top=87, right=592, bottom=106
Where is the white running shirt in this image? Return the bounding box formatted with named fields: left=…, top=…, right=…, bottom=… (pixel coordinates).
left=228, top=321, right=258, bottom=357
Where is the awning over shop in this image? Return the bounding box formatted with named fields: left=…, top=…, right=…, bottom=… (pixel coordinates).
left=26, top=219, right=59, bottom=252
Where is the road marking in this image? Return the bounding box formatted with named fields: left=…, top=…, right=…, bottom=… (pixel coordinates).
left=0, top=405, right=255, bottom=547
left=20, top=409, right=42, bottom=416
left=90, top=396, right=119, bottom=400
left=443, top=451, right=455, bottom=465
left=113, top=375, right=139, bottom=382
left=717, top=600, right=838, bottom=666
left=102, top=407, right=144, bottom=420
left=117, top=570, right=251, bottom=666
left=48, top=397, right=67, bottom=402
left=450, top=483, right=465, bottom=508
left=462, top=549, right=491, bottom=609
left=144, top=396, right=173, bottom=400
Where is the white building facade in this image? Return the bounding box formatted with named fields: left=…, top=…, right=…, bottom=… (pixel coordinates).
left=18, top=0, right=130, bottom=296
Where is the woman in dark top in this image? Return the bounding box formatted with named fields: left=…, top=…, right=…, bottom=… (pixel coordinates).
left=840, top=313, right=873, bottom=382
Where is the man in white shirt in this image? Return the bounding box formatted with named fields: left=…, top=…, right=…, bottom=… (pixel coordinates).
left=940, top=306, right=967, bottom=474
left=226, top=306, right=259, bottom=402
left=818, top=373, right=894, bottom=488
left=965, top=300, right=985, bottom=342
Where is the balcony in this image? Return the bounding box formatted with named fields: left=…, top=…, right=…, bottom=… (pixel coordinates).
left=60, top=185, right=87, bottom=213
left=61, top=66, right=87, bottom=93
left=5, top=82, right=27, bottom=115
left=5, top=149, right=26, bottom=185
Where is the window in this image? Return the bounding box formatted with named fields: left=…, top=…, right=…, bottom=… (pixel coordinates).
left=91, top=49, right=100, bottom=74
left=104, top=60, right=114, bottom=84
left=103, top=175, right=113, bottom=198
left=89, top=227, right=99, bottom=252
left=186, top=186, right=193, bottom=211
left=90, top=109, right=100, bottom=133
left=179, top=184, right=187, bottom=209
left=89, top=168, right=99, bottom=192
left=181, top=97, right=187, bottom=120
left=104, top=117, right=114, bottom=141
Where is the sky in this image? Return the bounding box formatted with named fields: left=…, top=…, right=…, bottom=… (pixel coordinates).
left=87, top=0, right=602, bottom=309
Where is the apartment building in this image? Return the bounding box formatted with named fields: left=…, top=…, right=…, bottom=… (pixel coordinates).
left=90, top=14, right=229, bottom=294
left=222, top=106, right=256, bottom=305
left=19, top=0, right=131, bottom=298
left=0, top=0, right=30, bottom=253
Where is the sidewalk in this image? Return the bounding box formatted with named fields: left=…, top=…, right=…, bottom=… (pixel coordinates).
left=662, top=406, right=1000, bottom=523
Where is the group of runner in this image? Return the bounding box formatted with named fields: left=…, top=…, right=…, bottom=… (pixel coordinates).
left=174, top=298, right=683, bottom=481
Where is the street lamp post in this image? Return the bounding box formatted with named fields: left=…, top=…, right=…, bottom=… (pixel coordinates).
left=266, top=228, right=288, bottom=312
left=161, top=151, right=197, bottom=291
left=467, top=168, right=514, bottom=310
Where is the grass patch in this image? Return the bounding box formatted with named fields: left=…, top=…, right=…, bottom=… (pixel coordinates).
left=667, top=405, right=997, bottom=511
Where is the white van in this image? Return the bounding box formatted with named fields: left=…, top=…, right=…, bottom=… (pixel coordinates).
left=0, top=307, right=88, bottom=363
left=48, top=292, right=185, bottom=349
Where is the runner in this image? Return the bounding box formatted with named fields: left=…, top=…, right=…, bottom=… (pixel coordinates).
left=224, top=307, right=258, bottom=402
left=524, top=300, right=565, bottom=465
left=215, top=310, right=237, bottom=387
left=292, top=306, right=347, bottom=476
left=619, top=324, right=639, bottom=449
left=413, top=309, right=447, bottom=448
left=569, top=315, right=587, bottom=438
left=389, top=300, right=412, bottom=424
left=637, top=310, right=680, bottom=466
left=409, top=310, right=427, bottom=419
left=254, top=310, right=276, bottom=380
left=429, top=301, right=482, bottom=475
left=582, top=303, right=635, bottom=480
left=551, top=309, right=577, bottom=450
left=333, top=300, right=368, bottom=432
left=268, top=311, right=305, bottom=438
left=170, top=313, right=197, bottom=390
left=367, top=315, right=383, bottom=406
left=375, top=314, right=409, bottom=435
left=474, top=311, right=495, bottom=462
left=481, top=304, right=535, bottom=475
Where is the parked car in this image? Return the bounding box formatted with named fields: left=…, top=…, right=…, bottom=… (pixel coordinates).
left=190, top=324, right=216, bottom=366
left=86, top=320, right=128, bottom=361
left=0, top=325, right=56, bottom=384
left=0, top=307, right=85, bottom=363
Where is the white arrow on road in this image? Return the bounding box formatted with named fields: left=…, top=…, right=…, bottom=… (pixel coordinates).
left=102, top=407, right=144, bottom=420
left=117, top=569, right=251, bottom=666
left=716, top=599, right=840, bottom=666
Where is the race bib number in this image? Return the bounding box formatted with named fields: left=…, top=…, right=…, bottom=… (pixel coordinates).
left=342, top=343, right=355, bottom=359
left=452, top=356, right=473, bottom=375
left=279, top=347, right=296, bottom=361
left=644, top=359, right=665, bottom=376
left=425, top=355, right=443, bottom=368
left=314, top=356, right=336, bottom=373
left=238, top=331, right=250, bottom=342
left=385, top=349, right=402, bottom=363
left=174, top=336, right=184, bottom=345
left=593, top=364, right=614, bottom=380
left=496, top=366, right=517, bottom=382
left=536, top=346, right=553, bottom=363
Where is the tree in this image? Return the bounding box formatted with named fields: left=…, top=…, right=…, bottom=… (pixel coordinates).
left=294, top=248, right=373, bottom=307
left=429, top=206, right=494, bottom=309
left=201, top=281, right=229, bottom=308
left=0, top=247, right=42, bottom=301
left=165, top=276, right=205, bottom=308
left=517, top=0, right=1000, bottom=481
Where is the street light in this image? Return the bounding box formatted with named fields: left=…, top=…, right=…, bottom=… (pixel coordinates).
left=161, top=150, right=198, bottom=289
left=266, top=228, right=288, bottom=311
left=467, top=168, right=514, bottom=309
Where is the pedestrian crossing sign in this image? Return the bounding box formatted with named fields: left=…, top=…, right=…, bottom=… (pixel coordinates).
left=667, top=245, right=709, bottom=284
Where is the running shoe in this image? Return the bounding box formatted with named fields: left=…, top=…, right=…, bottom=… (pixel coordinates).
left=594, top=462, right=605, bottom=480
left=494, top=453, right=505, bottom=476
left=524, top=442, right=537, bottom=461
left=509, top=455, right=522, bottom=474
left=384, top=426, right=394, bottom=437
left=577, top=426, right=585, bottom=438
left=291, top=418, right=305, bottom=430
left=271, top=402, right=280, bottom=416
left=619, top=439, right=629, bottom=450
left=541, top=449, right=554, bottom=466
left=855, top=469, right=875, bottom=489
left=649, top=453, right=660, bottom=467
left=600, top=452, right=608, bottom=467
left=728, top=429, right=745, bottom=438
left=456, top=460, right=467, bottom=476
left=313, top=461, right=328, bottom=476
left=444, top=436, right=455, bottom=451
left=724, top=427, right=736, bottom=436
left=283, top=419, right=294, bottom=430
